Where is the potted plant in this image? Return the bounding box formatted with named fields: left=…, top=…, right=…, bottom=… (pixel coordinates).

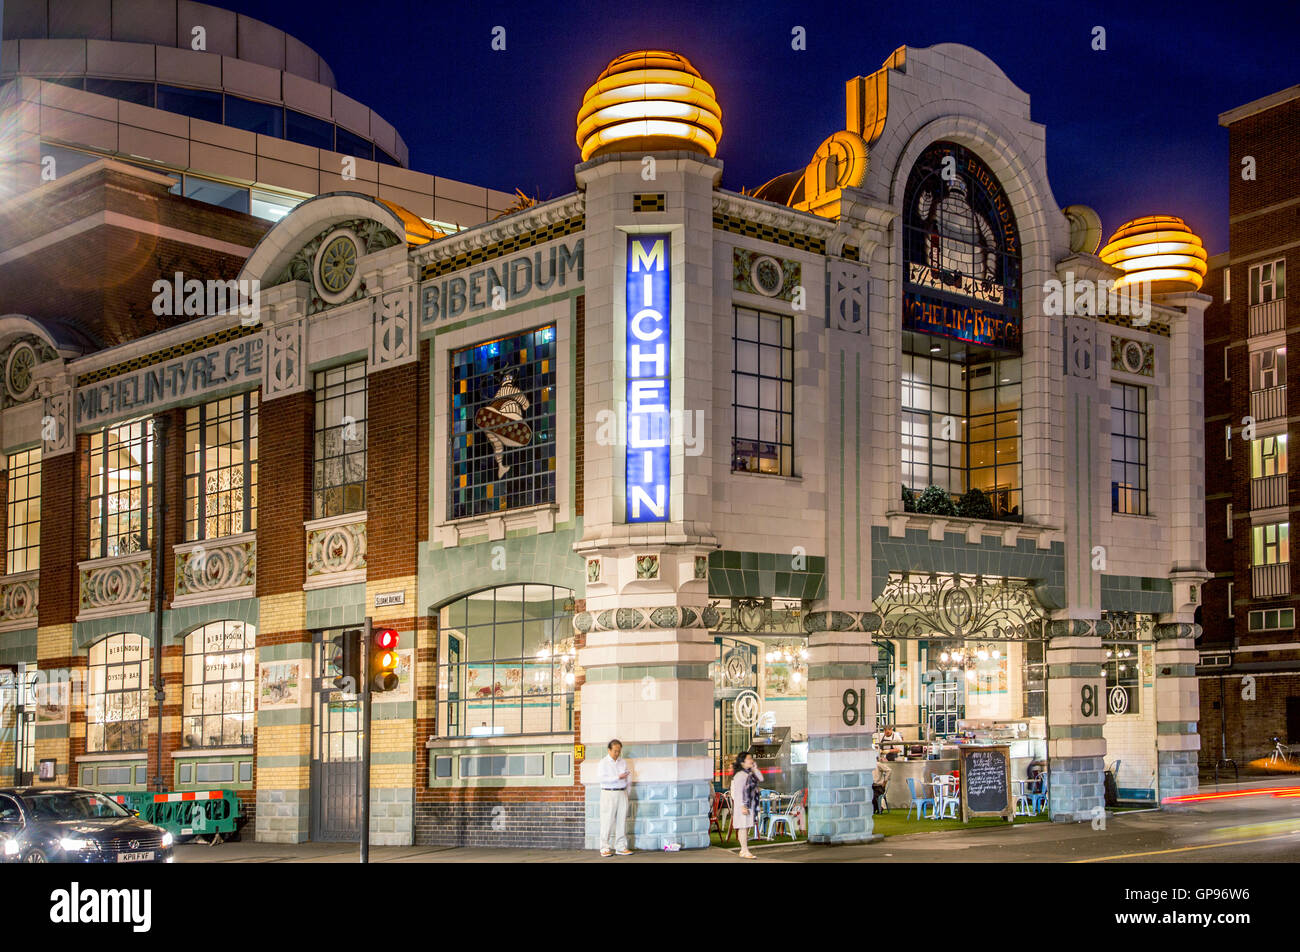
left=914, top=484, right=957, bottom=516
left=956, top=487, right=995, bottom=520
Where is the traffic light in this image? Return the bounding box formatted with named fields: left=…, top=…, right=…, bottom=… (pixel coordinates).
left=369, top=626, right=400, bottom=693
left=330, top=629, right=361, bottom=693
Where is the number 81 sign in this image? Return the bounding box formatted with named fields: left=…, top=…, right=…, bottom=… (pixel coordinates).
left=842, top=688, right=869, bottom=726
left=1079, top=683, right=1102, bottom=718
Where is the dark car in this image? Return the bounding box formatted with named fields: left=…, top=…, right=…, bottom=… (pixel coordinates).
left=0, top=787, right=174, bottom=864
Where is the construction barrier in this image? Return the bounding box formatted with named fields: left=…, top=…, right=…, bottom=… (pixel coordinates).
left=108, top=789, right=244, bottom=840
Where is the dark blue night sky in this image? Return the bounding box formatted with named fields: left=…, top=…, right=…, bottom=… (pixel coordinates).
left=229, top=0, right=1300, bottom=253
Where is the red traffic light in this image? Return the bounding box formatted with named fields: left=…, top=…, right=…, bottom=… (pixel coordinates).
left=369, top=627, right=401, bottom=693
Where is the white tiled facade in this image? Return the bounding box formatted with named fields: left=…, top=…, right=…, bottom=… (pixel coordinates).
left=0, top=39, right=1209, bottom=849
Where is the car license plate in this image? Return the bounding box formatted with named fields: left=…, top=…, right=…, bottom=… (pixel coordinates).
left=117, top=851, right=154, bottom=863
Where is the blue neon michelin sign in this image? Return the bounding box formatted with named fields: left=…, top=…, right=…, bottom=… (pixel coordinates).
left=626, top=234, right=671, bottom=523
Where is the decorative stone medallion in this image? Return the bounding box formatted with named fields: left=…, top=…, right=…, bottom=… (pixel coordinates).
left=694, top=556, right=708, bottom=580
left=1110, top=335, right=1154, bottom=377
left=587, top=559, right=601, bottom=583
left=734, top=248, right=800, bottom=301
left=314, top=229, right=362, bottom=305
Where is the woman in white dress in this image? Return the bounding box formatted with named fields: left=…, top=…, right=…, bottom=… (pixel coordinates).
left=729, top=751, right=763, bottom=859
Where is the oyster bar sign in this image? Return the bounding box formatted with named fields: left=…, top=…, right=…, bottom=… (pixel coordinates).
left=76, top=337, right=264, bottom=426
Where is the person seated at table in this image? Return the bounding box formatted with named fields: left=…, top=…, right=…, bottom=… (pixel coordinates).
left=872, top=752, right=893, bottom=814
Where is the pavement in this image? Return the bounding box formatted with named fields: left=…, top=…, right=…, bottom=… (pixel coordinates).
left=173, top=774, right=1300, bottom=864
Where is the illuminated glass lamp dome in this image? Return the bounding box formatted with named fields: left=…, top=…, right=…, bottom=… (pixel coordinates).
left=1099, top=215, right=1207, bottom=294
left=576, top=50, right=722, bottom=162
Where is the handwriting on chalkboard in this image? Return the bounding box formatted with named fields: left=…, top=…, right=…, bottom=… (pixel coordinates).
left=962, top=747, right=1010, bottom=815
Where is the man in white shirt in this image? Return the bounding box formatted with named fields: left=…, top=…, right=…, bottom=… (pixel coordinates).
left=597, top=739, right=633, bottom=856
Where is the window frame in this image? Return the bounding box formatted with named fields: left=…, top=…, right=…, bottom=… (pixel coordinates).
left=1251, top=347, right=1286, bottom=391
left=1251, top=434, right=1288, bottom=478
left=312, top=362, right=368, bottom=520
left=181, top=621, right=256, bottom=750
left=85, top=633, right=151, bottom=754
left=1252, top=522, right=1290, bottom=567
left=435, top=585, right=575, bottom=739
left=1111, top=383, right=1148, bottom=516
left=448, top=325, right=558, bottom=520
left=87, top=419, right=153, bottom=559
left=1249, top=258, right=1285, bottom=307
left=5, top=446, right=40, bottom=574
left=185, top=393, right=259, bottom=541
left=1103, top=640, right=1140, bottom=715
left=731, top=307, right=795, bottom=477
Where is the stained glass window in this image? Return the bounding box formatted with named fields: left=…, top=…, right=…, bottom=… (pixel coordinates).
left=450, top=325, right=556, bottom=519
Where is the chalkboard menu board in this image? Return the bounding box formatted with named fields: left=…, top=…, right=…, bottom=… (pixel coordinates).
left=958, top=745, right=1013, bottom=822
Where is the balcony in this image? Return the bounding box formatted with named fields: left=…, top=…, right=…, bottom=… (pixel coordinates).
left=1250, top=385, right=1287, bottom=422
left=1252, top=561, right=1290, bottom=598
left=1249, top=299, right=1286, bottom=337
left=1251, top=473, right=1289, bottom=510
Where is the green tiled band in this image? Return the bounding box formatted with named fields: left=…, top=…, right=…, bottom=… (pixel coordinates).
left=870, top=526, right=1066, bottom=609
left=583, top=663, right=711, bottom=683
left=1048, top=664, right=1104, bottom=678
left=1048, top=724, right=1104, bottom=739
left=808, top=663, right=873, bottom=680
left=708, top=550, right=826, bottom=600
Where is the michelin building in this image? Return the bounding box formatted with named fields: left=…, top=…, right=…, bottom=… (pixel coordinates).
left=0, top=39, right=1208, bottom=849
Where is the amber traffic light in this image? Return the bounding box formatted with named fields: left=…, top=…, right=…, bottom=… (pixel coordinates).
left=370, top=626, right=400, bottom=693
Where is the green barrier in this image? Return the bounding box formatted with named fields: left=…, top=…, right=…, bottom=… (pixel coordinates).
left=108, top=790, right=244, bottom=840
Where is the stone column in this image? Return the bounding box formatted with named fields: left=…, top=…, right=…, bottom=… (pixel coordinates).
left=804, top=610, right=879, bottom=843
left=1153, top=621, right=1201, bottom=803
left=575, top=550, right=716, bottom=850
left=1046, top=618, right=1107, bottom=820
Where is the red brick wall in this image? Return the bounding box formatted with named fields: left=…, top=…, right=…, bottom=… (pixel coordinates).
left=38, top=445, right=81, bottom=626
left=416, top=341, right=430, bottom=544
left=161, top=408, right=186, bottom=609
left=365, top=361, right=419, bottom=583
left=1200, top=672, right=1300, bottom=764
left=256, top=390, right=313, bottom=599
left=1200, top=95, right=1300, bottom=654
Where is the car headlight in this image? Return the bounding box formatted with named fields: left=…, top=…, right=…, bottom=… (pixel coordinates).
left=60, top=837, right=93, bottom=852
left=161, top=832, right=174, bottom=849
left=2, top=840, right=18, bottom=857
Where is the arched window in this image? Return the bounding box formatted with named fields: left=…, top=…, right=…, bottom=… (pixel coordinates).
left=437, top=585, right=575, bottom=737
left=86, top=634, right=150, bottom=753
left=900, top=142, right=1024, bottom=518
left=183, top=621, right=256, bottom=748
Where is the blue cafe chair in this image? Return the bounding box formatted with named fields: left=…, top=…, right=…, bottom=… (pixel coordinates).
left=905, top=776, right=934, bottom=820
